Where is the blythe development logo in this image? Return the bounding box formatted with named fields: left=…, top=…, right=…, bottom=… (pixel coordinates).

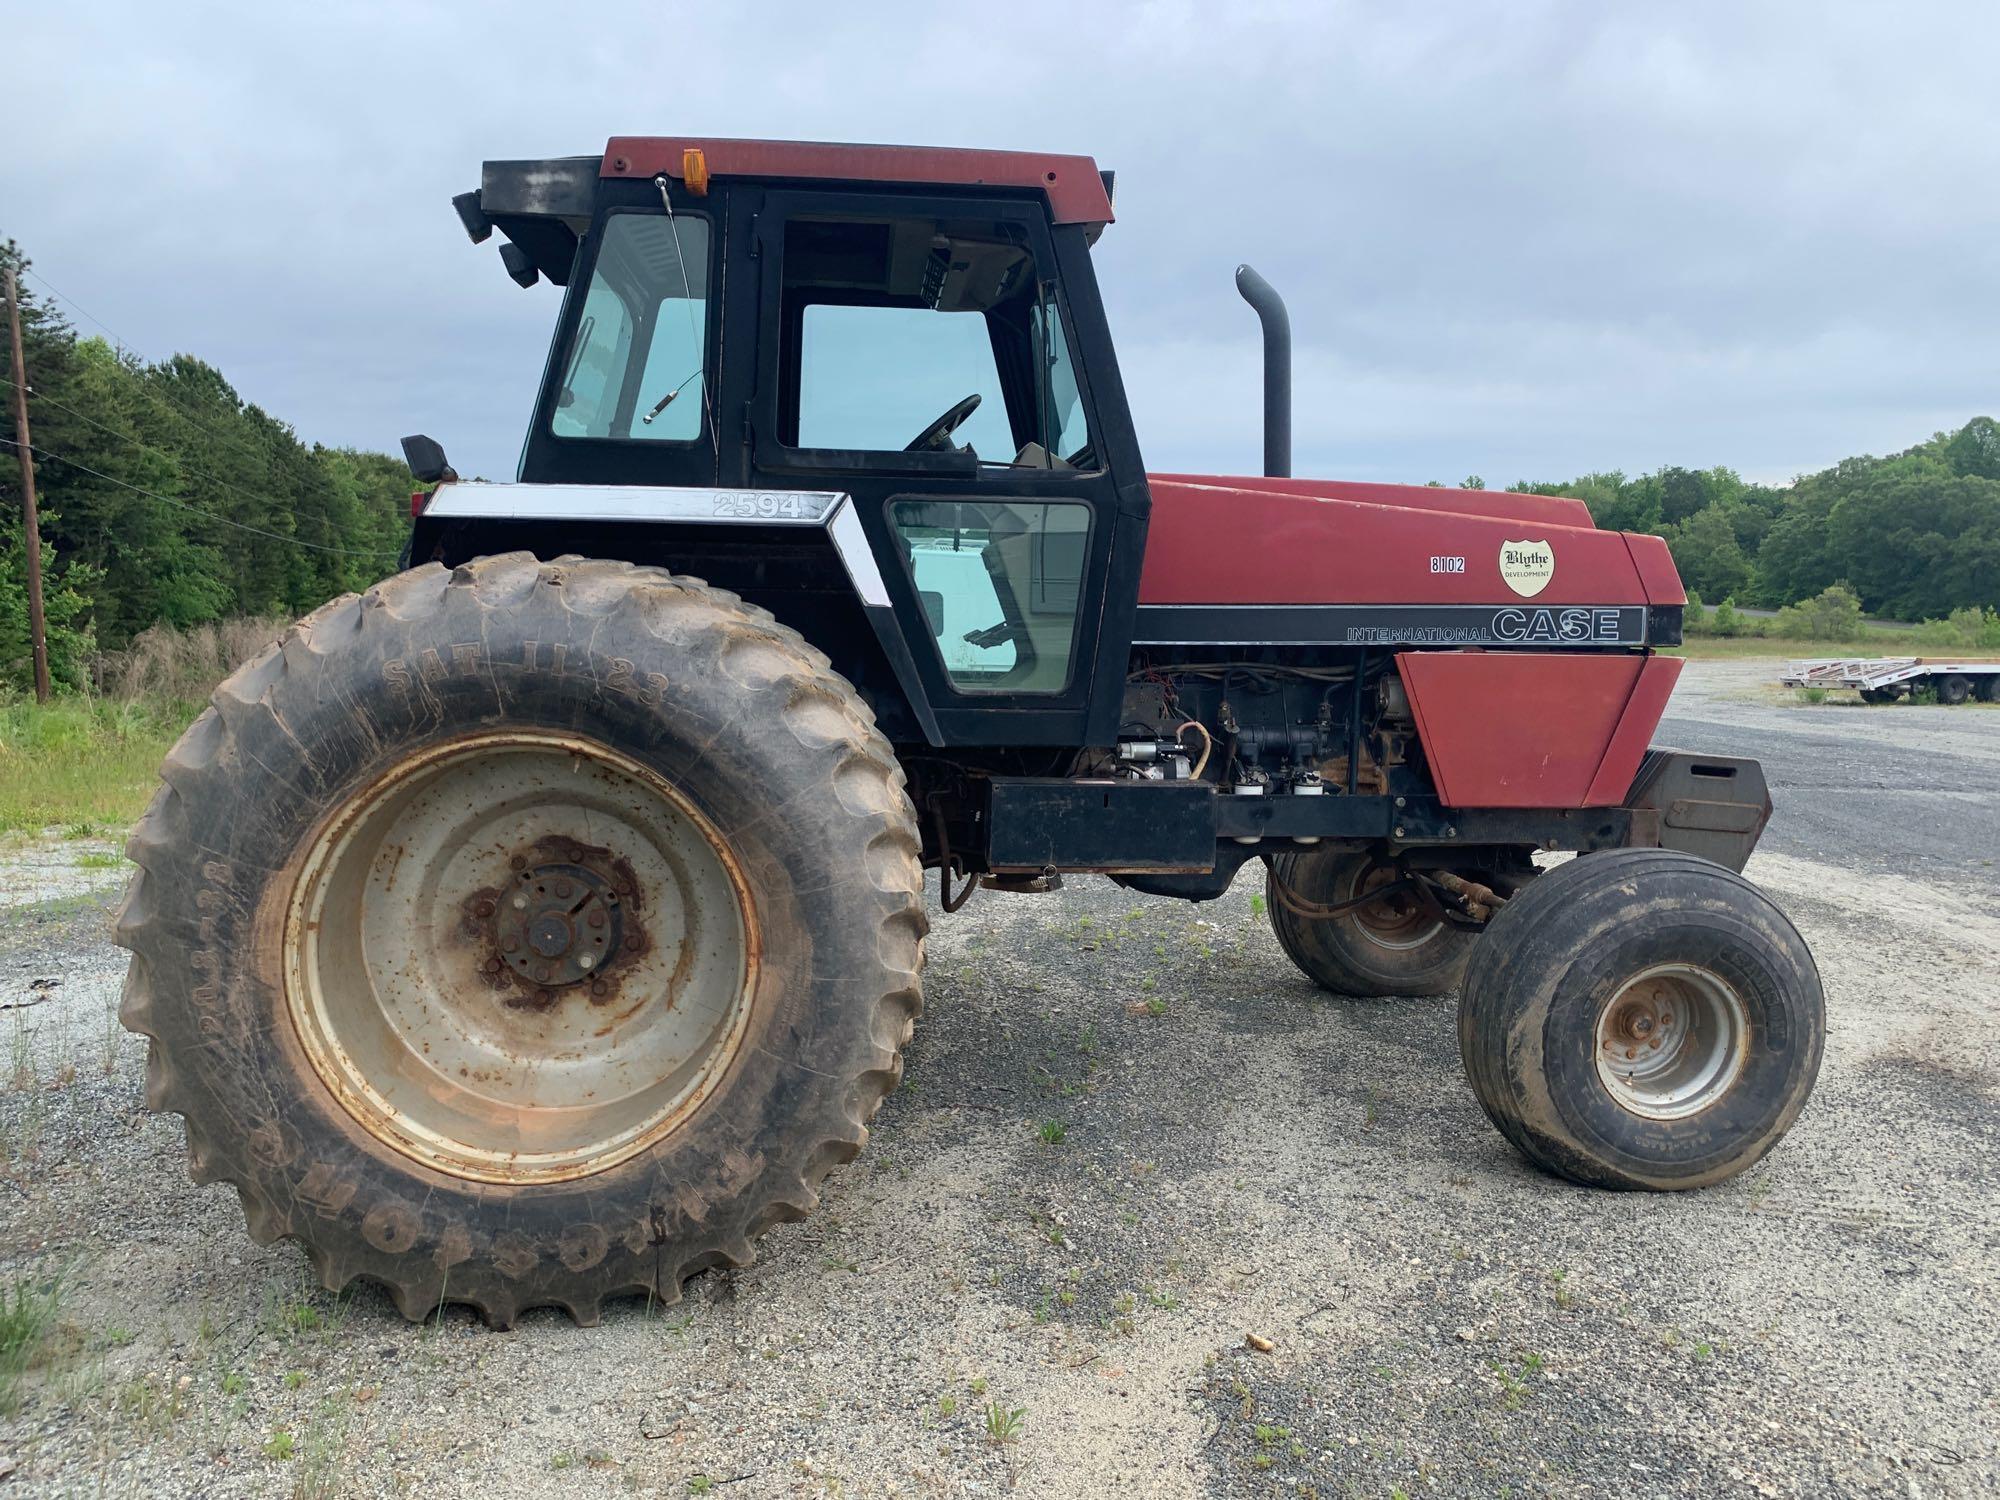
left=1498, top=539, right=1555, bottom=597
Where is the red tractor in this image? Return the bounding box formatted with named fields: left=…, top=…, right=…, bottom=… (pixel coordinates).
left=115, top=138, right=1823, bottom=1326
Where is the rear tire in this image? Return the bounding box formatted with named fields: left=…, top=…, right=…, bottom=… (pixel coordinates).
left=1859, top=688, right=1897, bottom=705
left=1979, top=675, right=2000, bottom=704
left=1938, top=674, right=1972, bottom=705
left=1266, top=849, right=1476, bottom=997
left=115, top=554, right=926, bottom=1325
left=1458, top=848, right=1822, bottom=1190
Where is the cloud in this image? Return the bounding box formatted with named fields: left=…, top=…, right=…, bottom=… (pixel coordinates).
left=4, top=0, right=1993, bottom=488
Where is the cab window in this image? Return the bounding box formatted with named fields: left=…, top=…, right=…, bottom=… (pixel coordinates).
left=779, top=215, right=1095, bottom=468
left=890, top=500, right=1092, bottom=692
left=551, top=212, right=709, bottom=443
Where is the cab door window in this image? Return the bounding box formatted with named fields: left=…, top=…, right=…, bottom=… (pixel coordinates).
left=778, top=214, right=1096, bottom=468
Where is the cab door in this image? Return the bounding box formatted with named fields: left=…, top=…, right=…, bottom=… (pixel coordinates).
left=725, top=184, right=1148, bottom=747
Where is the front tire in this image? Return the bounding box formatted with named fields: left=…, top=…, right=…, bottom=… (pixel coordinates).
left=115, top=554, right=926, bottom=1325
left=1938, top=674, right=1972, bottom=705
left=1458, top=849, right=1822, bottom=1190
left=1266, top=849, right=1477, bottom=997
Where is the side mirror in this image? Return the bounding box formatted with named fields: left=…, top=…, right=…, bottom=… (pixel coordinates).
left=401, top=434, right=454, bottom=485
left=499, top=242, right=540, bottom=289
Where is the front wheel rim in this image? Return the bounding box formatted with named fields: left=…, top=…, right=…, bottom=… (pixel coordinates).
left=1348, top=862, right=1443, bottom=951
left=283, top=731, right=757, bottom=1184
left=1593, top=963, right=1749, bottom=1121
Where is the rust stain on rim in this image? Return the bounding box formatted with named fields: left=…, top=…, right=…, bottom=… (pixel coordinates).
left=282, top=729, right=761, bottom=1185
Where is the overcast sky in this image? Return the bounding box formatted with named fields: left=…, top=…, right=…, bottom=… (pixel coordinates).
left=6, top=1, right=1994, bottom=489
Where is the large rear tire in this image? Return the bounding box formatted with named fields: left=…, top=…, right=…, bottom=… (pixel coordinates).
left=1458, top=849, right=1822, bottom=1190
left=1938, top=674, right=1972, bottom=705
left=115, top=554, right=926, bottom=1325
left=1266, top=849, right=1477, bottom=998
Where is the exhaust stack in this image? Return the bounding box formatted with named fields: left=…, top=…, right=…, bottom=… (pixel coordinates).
left=1234, top=264, right=1292, bottom=478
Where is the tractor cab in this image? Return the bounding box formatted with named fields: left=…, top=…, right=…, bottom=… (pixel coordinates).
left=442, top=141, right=1150, bottom=748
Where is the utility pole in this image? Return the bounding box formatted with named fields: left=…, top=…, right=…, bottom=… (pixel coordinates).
left=3, top=267, right=51, bottom=702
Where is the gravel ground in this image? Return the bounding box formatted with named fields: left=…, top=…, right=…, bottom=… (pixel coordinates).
left=0, top=658, right=1993, bottom=1498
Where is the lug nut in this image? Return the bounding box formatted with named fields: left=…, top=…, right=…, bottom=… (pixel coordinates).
left=587, top=910, right=605, bottom=929
left=590, top=979, right=609, bottom=998
left=555, top=878, right=572, bottom=899
left=501, top=936, right=519, bottom=953
left=474, top=898, right=495, bottom=919
left=578, top=953, right=595, bottom=970
left=625, top=934, right=642, bottom=951
left=510, top=855, right=525, bottom=870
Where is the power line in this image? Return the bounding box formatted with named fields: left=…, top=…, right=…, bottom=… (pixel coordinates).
left=0, top=372, right=391, bottom=554
left=5, top=268, right=406, bottom=563
left=0, top=436, right=402, bottom=560
left=17, top=266, right=336, bottom=482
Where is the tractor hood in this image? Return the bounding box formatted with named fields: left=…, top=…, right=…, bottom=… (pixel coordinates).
left=1137, top=472, right=1685, bottom=619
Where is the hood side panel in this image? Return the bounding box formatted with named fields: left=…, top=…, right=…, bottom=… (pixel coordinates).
left=1140, top=477, right=1658, bottom=607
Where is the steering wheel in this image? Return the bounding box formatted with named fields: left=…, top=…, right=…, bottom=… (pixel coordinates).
left=904, top=393, right=982, bottom=453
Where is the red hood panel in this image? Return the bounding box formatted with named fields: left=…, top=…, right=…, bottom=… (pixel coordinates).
left=1139, top=474, right=1677, bottom=608
left=1148, top=473, right=1595, bottom=530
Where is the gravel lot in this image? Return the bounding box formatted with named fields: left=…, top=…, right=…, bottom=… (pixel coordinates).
left=0, top=659, right=1994, bottom=1498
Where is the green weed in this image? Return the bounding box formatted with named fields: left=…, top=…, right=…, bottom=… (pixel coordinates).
left=984, top=1402, right=1026, bottom=1444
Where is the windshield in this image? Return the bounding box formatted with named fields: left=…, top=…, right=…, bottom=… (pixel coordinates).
left=551, top=212, right=710, bottom=443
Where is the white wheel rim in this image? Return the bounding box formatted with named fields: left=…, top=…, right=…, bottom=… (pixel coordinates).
left=284, top=731, right=756, bottom=1184
left=1593, top=962, right=1749, bottom=1121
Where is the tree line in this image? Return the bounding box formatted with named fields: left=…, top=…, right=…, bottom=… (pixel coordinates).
left=0, top=240, right=410, bottom=691
left=1498, top=415, right=2000, bottom=626
left=5, top=231, right=1998, bottom=696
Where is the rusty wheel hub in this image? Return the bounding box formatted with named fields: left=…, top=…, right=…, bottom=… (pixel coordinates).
left=1593, top=963, right=1749, bottom=1121
left=494, top=861, right=626, bottom=991
left=283, top=732, right=756, bottom=1185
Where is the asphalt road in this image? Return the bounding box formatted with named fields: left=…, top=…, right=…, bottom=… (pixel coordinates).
left=0, top=659, right=1993, bottom=1498
left=1662, top=661, right=2000, bottom=896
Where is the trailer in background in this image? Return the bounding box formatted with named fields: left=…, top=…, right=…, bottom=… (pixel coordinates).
left=1781, top=657, right=2000, bottom=704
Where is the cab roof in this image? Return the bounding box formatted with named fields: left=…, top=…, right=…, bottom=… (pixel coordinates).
left=461, top=139, right=1113, bottom=290
left=600, top=136, right=1114, bottom=226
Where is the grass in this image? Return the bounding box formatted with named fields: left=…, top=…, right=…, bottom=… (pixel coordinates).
left=0, top=1273, right=64, bottom=1411
left=0, top=698, right=188, bottom=835
left=983, top=1402, right=1026, bottom=1444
